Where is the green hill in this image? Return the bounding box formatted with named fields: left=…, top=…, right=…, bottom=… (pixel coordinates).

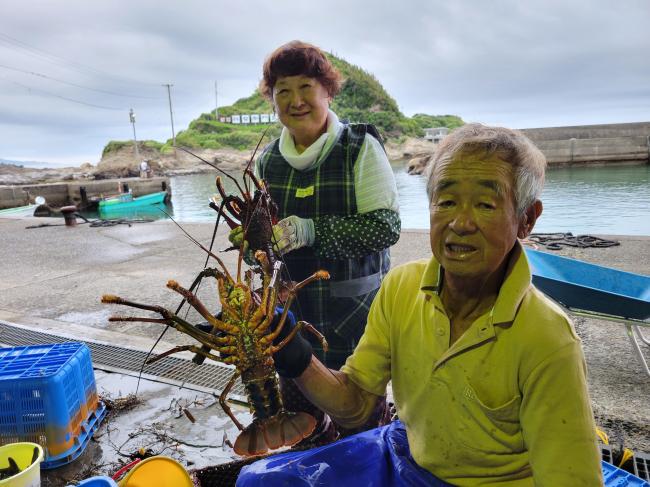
left=103, top=53, right=463, bottom=156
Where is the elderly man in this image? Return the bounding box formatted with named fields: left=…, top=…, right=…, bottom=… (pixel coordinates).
left=242, top=124, right=602, bottom=486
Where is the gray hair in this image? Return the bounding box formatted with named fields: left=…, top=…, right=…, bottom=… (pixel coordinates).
left=425, top=123, right=546, bottom=215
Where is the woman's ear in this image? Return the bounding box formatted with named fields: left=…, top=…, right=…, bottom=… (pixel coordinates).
left=518, top=200, right=543, bottom=239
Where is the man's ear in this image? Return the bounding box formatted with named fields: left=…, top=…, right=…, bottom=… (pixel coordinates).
left=518, top=200, right=543, bottom=239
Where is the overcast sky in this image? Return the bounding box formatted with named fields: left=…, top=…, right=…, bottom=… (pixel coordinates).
left=1, top=0, right=648, bottom=166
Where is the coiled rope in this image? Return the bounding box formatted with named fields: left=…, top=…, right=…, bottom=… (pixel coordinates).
left=526, top=233, right=620, bottom=251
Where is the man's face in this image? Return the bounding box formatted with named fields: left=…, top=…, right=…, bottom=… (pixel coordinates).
left=429, top=152, right=524, bottom=282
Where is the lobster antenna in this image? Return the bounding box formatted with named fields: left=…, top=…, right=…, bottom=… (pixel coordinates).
left=243, top=125, right=272, bottom=195
left=138, top=203, right=227, bottom=394
left=176, top=146, right=247, bottom=196
left=159, top=208, right=233, bottom=281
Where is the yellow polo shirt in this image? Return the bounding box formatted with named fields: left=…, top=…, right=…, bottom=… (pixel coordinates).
left=342, top=243, right=602, bottom=486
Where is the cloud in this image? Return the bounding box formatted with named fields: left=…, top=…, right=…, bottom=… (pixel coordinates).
left=1, top=0, right=648, bottom=164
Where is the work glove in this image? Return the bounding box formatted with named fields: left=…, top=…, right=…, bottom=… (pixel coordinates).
left=227, top=225, right=255, bottom=265
left=269, top=307, right=313, bottom=378
left=272, top=215, right=315, bottom=255
left=228, top=226, right=245, bottom=247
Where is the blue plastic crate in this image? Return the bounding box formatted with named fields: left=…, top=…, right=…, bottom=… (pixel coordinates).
left=0, top=342, right=105, bottom=469
left=602, top=460, right=650, bottom=487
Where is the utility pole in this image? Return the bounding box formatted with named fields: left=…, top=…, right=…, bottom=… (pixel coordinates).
left=129, top=108, right=139, bottom=157
left=163, top=83, right=176, bottom=146
left=214, top=80, right=218, bottom=120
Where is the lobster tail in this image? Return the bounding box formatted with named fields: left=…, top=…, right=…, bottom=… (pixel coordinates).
left=233, top=411, right=317, bottom=456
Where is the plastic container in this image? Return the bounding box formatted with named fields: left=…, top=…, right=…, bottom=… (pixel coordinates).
left=0, top=442, right=43, bottom=487
left=0, top=343, right=105, bottom=469
left=117, top=456, right=193, bottom=487
left=74, top=476, right=119, bottom=486
left=602, top=460, right=650, bottom=487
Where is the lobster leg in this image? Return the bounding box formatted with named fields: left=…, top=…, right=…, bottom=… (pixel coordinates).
left=219, top=370, right=245, bottom=431
left=166, top=280, right=239, bottom=335
left=146, top=345, right=226, bottom=365
left=103, top=296, right=234, bottom=349
left=260, top=270, right=330, bottom=342
left=269, top=320, right=328, bottom=353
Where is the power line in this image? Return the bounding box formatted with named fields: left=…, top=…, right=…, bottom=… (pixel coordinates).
left=0, top=64, right=162, bottom=99
left=4, top=78, right=124, bottom=111
left=0, top=31, right=160, bottom=88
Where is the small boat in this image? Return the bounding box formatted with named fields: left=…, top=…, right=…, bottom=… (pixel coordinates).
left=98, top=191, right=168, bottom=212
left=0, top=204, right=37, bottom=218
left=524, top=247, right=650, bottom=376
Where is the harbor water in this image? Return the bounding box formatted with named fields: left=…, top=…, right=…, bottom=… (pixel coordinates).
left=161, top=164, right=650, bottom=235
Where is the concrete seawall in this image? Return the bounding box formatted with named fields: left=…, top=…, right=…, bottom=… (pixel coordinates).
left=520, top=121, right=650, bottom=165
left=0, top=176, right=170, bottom=210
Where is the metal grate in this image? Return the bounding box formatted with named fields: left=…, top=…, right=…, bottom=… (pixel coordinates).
left=600, top=443, right=650, bottom=483
left=0, top=320, right=245, bottom=401
left=635, top=451, right=650, bottom=482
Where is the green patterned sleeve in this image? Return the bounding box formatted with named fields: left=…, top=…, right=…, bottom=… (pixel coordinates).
left=312, top=209, right=401, bottom=259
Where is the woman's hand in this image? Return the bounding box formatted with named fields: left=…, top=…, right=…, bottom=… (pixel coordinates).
left=272, top=215, right=315, bottom=255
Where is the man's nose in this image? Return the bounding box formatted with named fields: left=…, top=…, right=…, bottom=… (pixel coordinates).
left=449, top=206, right=477, bottom=234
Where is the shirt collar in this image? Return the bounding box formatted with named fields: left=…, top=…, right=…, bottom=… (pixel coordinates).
left=419, top=240, right=532, bottom=325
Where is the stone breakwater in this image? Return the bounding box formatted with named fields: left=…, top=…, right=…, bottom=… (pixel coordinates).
left=406, top=121, right=650, bottom=175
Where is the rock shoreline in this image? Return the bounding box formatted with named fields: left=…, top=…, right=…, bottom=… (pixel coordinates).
left=1, top=136, right=436, bottom=186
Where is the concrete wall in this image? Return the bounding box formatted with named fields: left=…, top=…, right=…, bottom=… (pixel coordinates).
left=520, top=121, right=650, bottom=141
left=0, top=177, right=170, bottom=210
left=519, top=122, right=650, bottom=165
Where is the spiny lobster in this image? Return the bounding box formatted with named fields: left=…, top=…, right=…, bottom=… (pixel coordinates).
left=103, top=133, right=328, bottom=456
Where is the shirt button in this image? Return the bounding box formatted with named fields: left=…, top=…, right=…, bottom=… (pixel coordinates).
left=436, top=328, right=445, bottom=336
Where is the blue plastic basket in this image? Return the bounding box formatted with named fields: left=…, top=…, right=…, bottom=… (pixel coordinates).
left=0, top=342, right=106, bottom=469
left=602, top=460, right=650, bottom=487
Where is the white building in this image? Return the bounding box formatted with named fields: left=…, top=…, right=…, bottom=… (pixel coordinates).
left=424, top=127, right=449, bottom=144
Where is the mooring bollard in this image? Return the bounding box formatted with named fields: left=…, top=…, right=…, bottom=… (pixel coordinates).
left=60, top=206, right=78, bottom=227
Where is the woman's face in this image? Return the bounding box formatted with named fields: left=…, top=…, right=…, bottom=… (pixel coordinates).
left=272, top=75, right=330, bottom=148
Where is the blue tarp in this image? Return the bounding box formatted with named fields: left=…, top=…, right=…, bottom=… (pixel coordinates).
left=236, top=420, right=451, bottom=486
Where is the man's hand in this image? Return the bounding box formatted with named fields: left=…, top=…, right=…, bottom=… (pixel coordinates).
left=272, top=216, right=315, bottom=255
left=270, top=307, right=313, bottom=378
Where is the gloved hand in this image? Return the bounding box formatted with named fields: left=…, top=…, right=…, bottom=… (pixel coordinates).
left=272, top=216, right=315, bottom=255
left=227, top=225, right=255, bottom=265
left=270, top=307, right=313, bottom=378
left=228, top=226, right=245, bottom=247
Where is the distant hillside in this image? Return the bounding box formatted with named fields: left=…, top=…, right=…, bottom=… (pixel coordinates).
left=102, top=53, right=463, bottom=156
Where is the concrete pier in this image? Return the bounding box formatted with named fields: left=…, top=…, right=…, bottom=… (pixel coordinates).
left=0, top=176, right=170, bottom=210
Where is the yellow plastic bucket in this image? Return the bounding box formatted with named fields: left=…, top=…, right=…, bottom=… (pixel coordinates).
left=0, top=442, right=44, bottom=487
left=117, top=456, right=192, bottom=487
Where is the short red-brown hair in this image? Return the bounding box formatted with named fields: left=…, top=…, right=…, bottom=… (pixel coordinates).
left=259, top=40, right=343, bottom=100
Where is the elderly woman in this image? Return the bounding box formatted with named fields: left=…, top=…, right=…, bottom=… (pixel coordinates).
left=240, top=124, right=602, bottom=486
left=232, top=40, right=400, bottom=443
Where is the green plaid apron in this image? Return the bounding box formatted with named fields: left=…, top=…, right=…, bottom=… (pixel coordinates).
left=258, top=124, right=391, bottom=369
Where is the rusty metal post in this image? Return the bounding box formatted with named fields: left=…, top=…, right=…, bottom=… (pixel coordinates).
left=60, top=206, right=78, bottom=227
